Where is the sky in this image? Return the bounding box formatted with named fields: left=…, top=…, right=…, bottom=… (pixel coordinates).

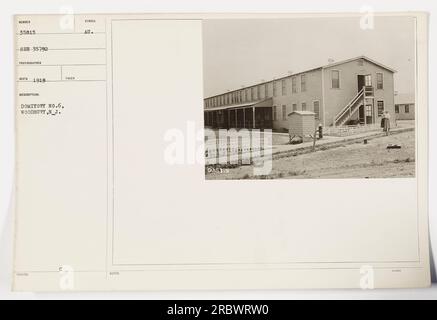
left=202, top=16, right=416, bottom=98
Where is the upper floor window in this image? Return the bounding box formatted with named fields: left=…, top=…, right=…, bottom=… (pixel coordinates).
left=405, top=104, right=410, bottom=113
left=282, top=79, right=286, bottom=96
left=365, top=74, right=372, bottom=87
left=331, top=70, right=340, bottom=89
left=301, top=74, right=306, bottom=92
left=273, top=81, right=277, bottom=97
left=376, top=73, right=383, bottom=89
left=265, top=83, right=269, bottom=97
left=251, top=87, right=255, bottom=101
left=302, top=102, right=307, bottom=111
left=282, top=105, right=287, bottom=120
left=292, top=77, right=297, bottom=93
left=292, top=103, right=297, bottom=111
left=395, top=105, right=399, bottom=113
left=257, top=85, right=261, bottom=100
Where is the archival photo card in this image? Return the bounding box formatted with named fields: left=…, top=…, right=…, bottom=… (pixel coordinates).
left=12, top=12, right=429, bottom=291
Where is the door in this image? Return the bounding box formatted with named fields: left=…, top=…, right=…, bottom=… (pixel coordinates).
left=358, top=105, right=365, bottom=124
left=357, top=75, right=365, bottom=92
left=358, top=74, right=372, bottom=92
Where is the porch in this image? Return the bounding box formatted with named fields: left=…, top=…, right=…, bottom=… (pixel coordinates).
left=204, top=98, right=273, bottom=130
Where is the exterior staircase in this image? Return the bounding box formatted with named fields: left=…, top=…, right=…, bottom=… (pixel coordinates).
left=334, top=86, right=374, bottom=127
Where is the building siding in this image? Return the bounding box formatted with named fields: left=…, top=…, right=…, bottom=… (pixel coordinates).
left=322, top=59, right=395, bottom=126
left=271, top=69, right=323, bottom=131
left=395, top=103, right=415, bottom=120
left=204, top=57, right=396, bottom=130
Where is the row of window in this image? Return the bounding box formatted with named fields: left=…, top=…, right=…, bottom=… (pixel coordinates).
left=330, top=71, right=384, bottom=89
left=271, top=100, right=387, bottom=122
left=205, top=71, right=385, bottom=108
left=204, top=74, right=309, bottom=108
left=272, top=101, right=321, bottom=121
left=395, top=104, right=411, bottom=113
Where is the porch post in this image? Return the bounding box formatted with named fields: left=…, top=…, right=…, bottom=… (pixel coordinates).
left=364, top=98, right=367, bottom=125
left=243, top=108, right=246, bottom=128
left=253, top=107, right=256, bottom=129
left=235, top=109, right=238, bottom=128
left=227, top=109, right=230, bottom=129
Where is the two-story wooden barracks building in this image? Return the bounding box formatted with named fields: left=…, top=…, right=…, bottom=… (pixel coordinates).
left=203, top=56, right=396, bottom=131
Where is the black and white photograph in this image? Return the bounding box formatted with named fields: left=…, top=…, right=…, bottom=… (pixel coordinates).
left=203, top=16, right=416, bottom=179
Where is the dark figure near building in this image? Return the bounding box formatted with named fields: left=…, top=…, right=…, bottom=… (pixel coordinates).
left=381, top=110, right=391, bottom=135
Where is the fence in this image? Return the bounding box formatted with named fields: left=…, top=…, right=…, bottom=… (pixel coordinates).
left=323, top=124, right=381, bottom=137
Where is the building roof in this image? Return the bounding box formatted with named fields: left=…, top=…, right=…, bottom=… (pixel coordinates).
left=321, top=56, right=397, bottom=73
left=288, top=111, right=316, bottom=116
left=205, top=98, right=273, bottom=111
left=205, top=56, right=396, bottom=99
left=395, top=93, right=415, bottom=105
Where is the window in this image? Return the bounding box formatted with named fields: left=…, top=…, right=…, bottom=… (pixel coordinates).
left=376, top=73, right=383, bottom=89
left=313, top=101, right=320, bottom=120
left=331, top=70, right=340, bottom=88
left=246, top=89, right=250, bottom=101
left=292, top=103, right=297, bottom=111
left=265, top=83, right=269, bottom=97
left=273, top=106, right=277, bottom=121
left=365, top=74, right=372, bottom=86
left=358, top=59, right=364, bottom=66
left=257, top=85, right=261, bottom=100
left=292, top=77, right=297, bottom=93
left=282, top=79, right=286, bottom=96
left=366, top=105, right=372, bottom=117
left=302, top=102, right=307, bottom=111
left=273, top=81, right=277, bottom=97
left=395, top=105, right=399, bottom=113
left=405, top=104, right=410, bottom=113
left=301, top=74, right=306, bottom=92
left=282, top=105, right=287, bottom=120
left=250, top=88, right=255, bottom=101
left=377, top=101, right=384, bottom=116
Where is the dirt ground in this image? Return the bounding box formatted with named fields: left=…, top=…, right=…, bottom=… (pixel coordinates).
left=206, top=130, right=415, bottom=179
